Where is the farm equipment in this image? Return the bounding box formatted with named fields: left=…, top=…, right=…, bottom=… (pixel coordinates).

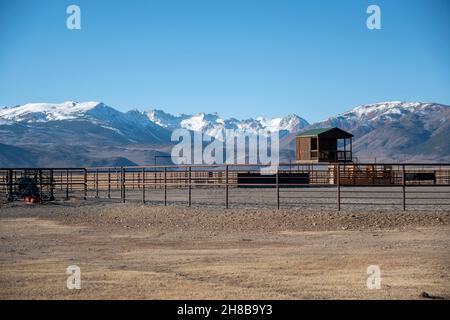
left=14, top=176, right=41, bottom=204
left=4, top=170, right=55, bottom=203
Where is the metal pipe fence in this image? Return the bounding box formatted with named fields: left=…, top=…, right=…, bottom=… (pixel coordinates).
left=1, top=163, right=449, bottom=210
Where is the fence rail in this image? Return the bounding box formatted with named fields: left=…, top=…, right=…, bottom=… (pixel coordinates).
left=1, top=163, right=450, bottom=210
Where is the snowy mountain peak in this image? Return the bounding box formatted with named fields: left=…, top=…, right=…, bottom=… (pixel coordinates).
left=146, top=109, right=190, bottom=129
left=339, top=101, right=447, bottom=121
left=0, top=101, right=103, bottom=123
left=0, top=101, right=311, bottom=140
left=313, top=101, right=450, bottom=130
left=145, top=109, right=309, bottom=138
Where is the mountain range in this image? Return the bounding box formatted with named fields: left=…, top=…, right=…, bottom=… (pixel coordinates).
left=0, top=101, right=449, bottom=167
left=147, top=109, right=309, bottom=139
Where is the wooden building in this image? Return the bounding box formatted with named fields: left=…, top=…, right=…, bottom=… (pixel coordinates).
left=295, top=127, right=353, bottom=163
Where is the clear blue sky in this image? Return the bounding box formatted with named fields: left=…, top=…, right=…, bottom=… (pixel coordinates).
left=1, top=0, right=449, bottom=122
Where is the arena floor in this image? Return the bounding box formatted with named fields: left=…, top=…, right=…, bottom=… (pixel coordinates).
left=1, top=199, right=449, bottom=299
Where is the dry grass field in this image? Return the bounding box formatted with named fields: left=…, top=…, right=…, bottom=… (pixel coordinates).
left=0, top=198, right=449, bottom=299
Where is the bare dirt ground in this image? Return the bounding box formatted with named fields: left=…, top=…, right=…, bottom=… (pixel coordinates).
left=1, top=199, right=449, bottom=300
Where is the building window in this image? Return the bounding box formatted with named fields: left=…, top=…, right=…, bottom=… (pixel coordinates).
left=311, top=137, right=318, bottom=150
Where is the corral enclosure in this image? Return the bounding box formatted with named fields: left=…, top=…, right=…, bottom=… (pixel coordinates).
left=1, top=163, right=450, bottom=210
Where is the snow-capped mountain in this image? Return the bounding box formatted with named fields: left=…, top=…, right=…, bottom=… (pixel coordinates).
left=311, top=101, right=450, bottom=139
left=0, top=102, right=309, bottom=137
left=320, top=101, right=449, bottom=129
left=0, top=101, right=309, bottom=166
left=282, top=101, right=450, bottom=162
left=146, top=109, right=309, bottom=138
left=0, top=101, right=103, bottom=123
left=1, top=100, right=449, bottom=166
left=0, top=101, right=171, bottom=143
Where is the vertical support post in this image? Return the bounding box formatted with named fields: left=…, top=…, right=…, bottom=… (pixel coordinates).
left=7, top=169, right=13, bottom=202
left=120, top=168, right=123, bottom=202
left=372, top=164, right=375, bottom=185
left=317, top=137, right=320, bottom=161
left=350, top=137, right=353, bottom=161
left=66, top=169, right=69, bottom=200
left=142, top=168, right=146, bottom=204
left=188, top=166, right=192, bottom=207
left=49, top=169, right=55, bottom=201
left=121, top=167, right=126, bottom=203
left=164, top=167, right=167, bottom=206
left=154, top=165, right=157, bottom=189
left=402, top=164, right=406, bottom=211
left=276, top=168, right=280, bottom=210
left=95, top=168, right=99, bottom=198
left=83, top=169, right=87, bottom=200
left=138, top=172, right=141, bottom=189
left=343, top=139, right=346, bottom=162
left=225, top=165, right=229, bottom=209
left=337, top=164, right=341, bottom=211
left=39, top=170, right=43, bottom=202
left=108, top=168, right=111, bottom=199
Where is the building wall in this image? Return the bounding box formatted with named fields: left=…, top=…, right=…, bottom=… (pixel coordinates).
left=296, top=137, right=311, bottom=161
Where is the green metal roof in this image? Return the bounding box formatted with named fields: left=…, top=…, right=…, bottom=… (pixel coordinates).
left=296, top=127, right=353, bottom=138
left=296, top=127, right=335, bottom=137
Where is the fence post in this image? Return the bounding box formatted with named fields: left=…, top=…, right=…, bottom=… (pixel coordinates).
left=337, top=164, right=341, bottom=211
left=49, top=169, right=55, bottom=201
left=276, top=168, right=280, bottom=210
left=225, top=165, right=229, bottom=209
left=38, top=170, right=43, bottom=202
left=83, top=169, right=87, bottom=200
left=372, top=164, right=375, bottom=185
left=95, top=168, right=99, bottom=198
left=108, top=168, right=111, bottom=199
left=121, top=167, right=126, bottom=203
left=142, top=168, right=146, bottom=204
left=7, top=169, right=13, bottom=202
left=164, top=167, right=167, bottom=206
left=120, top=168, right=123, bottom=201
left=188, top=166, right=192, bottom=207
left=66, top=169, right=69, bottom=200
left=116, top=169, right=119, bottom=189
left=402, top=164, right=406, bottom=211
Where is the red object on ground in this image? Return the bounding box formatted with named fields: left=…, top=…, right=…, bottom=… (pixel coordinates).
left=24, top=196, right=41, bottom=204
